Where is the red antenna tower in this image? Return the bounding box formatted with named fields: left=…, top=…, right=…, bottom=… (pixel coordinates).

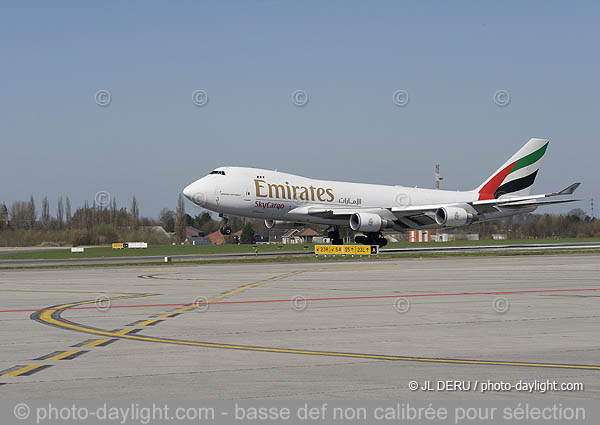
left=435, top=164, right=444, bottom=189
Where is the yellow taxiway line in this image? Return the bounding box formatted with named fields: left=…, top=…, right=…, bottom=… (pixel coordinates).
left=36, top=295, right=600, bottom=371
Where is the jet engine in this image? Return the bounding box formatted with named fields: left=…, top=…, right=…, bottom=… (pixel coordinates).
left=264, top=219, right=284, bottom=229
left=349, top=212, right=386, bottom=232
left=264, top=219, right=300, bottom=229
left=434, top=206, right=473, bottom=227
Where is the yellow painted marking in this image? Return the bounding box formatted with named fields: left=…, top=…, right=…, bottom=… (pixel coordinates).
left=156, top=313, right=177, bottom=318
left=2, top=365, right=44, bottom=376
left=174, top=307, right=193, bottom=312
left=0, top=289, right=139, bottom=295
left=208, top=271, right=303, bottom=302
left=137, top=319, right=158, bottom=326
left=81, top=339, right=113, bottom=347
left=114, top=328, right=137, bottom=335
left=44, top=350, right=82, bottom=360
left=38, top=296, right=600, bottom=371
left=41, top=271, right=597, bottom=370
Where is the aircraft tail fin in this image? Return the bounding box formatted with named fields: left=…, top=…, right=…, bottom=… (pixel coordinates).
left=474, top=138, right=549, bottom=200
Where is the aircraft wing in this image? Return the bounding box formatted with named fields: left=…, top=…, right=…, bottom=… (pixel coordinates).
left=288, top=205, right=392, bottom=218
left=391, top=183, right=581, bottom=215
left=289, top=183, right=581, bottom=228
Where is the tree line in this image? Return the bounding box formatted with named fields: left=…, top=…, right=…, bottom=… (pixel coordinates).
left=0, top=193, right=256, bottom=246
left=1, top=193, right=597, bottom=247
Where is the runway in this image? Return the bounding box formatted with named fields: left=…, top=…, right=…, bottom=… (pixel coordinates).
left=1, top=254, right=599, bottom=399
left=1, top=242, right=600, bottom=267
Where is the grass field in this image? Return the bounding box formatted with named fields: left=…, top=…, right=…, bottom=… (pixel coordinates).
left=0, top=237, right=599, bottom=260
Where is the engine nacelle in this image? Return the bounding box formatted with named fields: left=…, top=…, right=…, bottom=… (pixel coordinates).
left=435, top=206, right=473, bottom=227
left=265, top=219, right=303, bottom=229
left=349, top=212, right=385, bottom=232
left=264, top=219, right=286, bottom=229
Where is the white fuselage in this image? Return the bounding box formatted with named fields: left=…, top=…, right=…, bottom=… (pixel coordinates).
left=183, top=166, right=531, bottom=230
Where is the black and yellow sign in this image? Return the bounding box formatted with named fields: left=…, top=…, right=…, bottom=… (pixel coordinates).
left=111, top=243, right=129, bottom=249
left=315, top=245, right=378, bottom=255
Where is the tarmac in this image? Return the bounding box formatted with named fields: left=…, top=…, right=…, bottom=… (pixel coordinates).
left=1, top=254, right=599, bottom=400
left=1, top=242, right=600, bottom=267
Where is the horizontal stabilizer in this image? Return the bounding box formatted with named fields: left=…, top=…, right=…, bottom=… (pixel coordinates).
left=555, top=182, right=581, bottom=196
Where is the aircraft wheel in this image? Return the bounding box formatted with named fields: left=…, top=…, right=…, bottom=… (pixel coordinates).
left=332, top=238, right=344, bottom=245
left=220, top=225, right=232, bottom=235
left=354, top=235, right=369, bottom=245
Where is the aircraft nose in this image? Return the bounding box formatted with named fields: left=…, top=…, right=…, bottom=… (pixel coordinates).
left=182, top=183, right=195, bottom=200
left=182, top=178, right=210, bottom=206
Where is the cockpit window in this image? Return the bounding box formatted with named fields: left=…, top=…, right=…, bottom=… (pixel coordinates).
left=209, top=170, right=225, bottom=175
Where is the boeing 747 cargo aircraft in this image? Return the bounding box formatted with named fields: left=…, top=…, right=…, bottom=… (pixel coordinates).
left=183, top=138, right=580, bottom=247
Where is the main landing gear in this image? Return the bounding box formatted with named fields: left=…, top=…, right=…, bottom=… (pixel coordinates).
left=219, top=214, right=232, bottom=235
left=355, top=232, right=388, bottom=248
left=327, top=226, right=344, bottom=245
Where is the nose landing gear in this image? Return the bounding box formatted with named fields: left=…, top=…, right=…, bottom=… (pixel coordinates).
left=219, top=214, right=232, bottom=235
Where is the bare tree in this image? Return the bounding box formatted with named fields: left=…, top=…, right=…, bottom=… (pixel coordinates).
left=175, top=194, right=186, bottom=243
left=65, top=197, right=72, bottom=226
left=27, top=195, right=36, bottom=229
left=110, top=197, right=117, bottom=226
left=56, top=197, right=64, bottom=229
left=130, top=195, right=139, bottom=229
left=41, top=196, right=50, bottom=228
left=0, top=203, right=9, bottom=229
left=159, top=208, right=176, bottom=232
left=10, top=201, right=28, bottom=229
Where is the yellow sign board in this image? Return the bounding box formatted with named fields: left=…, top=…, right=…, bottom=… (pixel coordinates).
left=314, top=245, right=378, bottom=255
left=112, top=243, right=128, bottom=249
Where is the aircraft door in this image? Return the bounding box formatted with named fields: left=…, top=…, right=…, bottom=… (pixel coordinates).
left=243, top=186, right=252, bottom=202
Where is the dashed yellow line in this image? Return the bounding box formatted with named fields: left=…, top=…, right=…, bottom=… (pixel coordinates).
left=36, top=297, right=600, bottom=371
left=36, top=270, right=599, bottom=371
left=43, top=350, right=83, bottom=360
left=1, top=365, right=47, bottom=377
left=80, top=339, right=114, bottom=347
left=156, top=313, right=178, bottom=318
left=136, top=319, right=158, bottom=327
left=208, top=271, right=303, bottom=302
left=173, top=307, right=193, bottom=313
left=114, top=328, right=137, bottom=335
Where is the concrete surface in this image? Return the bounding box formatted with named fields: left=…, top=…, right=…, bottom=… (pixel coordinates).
left=1, top=242, right=600, bottom=267
left=1, top=254, right=599, bottom=399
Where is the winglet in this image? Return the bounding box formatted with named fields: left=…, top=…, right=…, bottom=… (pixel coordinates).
left=555, top=182, right=581, bottom=196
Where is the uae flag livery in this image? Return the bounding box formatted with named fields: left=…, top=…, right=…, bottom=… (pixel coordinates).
left=477, top=138, right=549, bottom=200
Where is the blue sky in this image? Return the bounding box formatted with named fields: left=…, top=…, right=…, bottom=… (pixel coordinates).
left=1, top=1, right=598, bottom=217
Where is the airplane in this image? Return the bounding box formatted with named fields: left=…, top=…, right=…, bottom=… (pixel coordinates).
left=183, top=138, right=580, bottom=247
